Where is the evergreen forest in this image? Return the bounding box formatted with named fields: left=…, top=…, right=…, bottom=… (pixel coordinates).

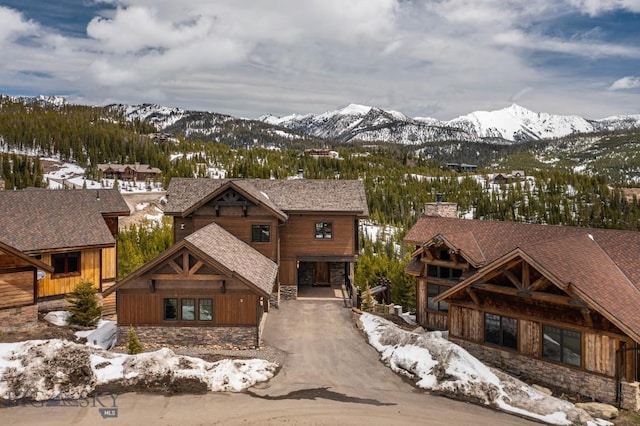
left=2, top=96, right=640, bottom=310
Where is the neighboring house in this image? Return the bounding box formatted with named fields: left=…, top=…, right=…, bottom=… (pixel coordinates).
left=103, top=222, right=277, bottom=347
left=0, top=189, right=130, bottom=315
left=0, top=239, right=53, bottom=330
left=404, top=201, right=640, bottom=410
left=445, top=163, right=478, bottom=173
left=163, top=178, right=369, bottom=302
left=98, top=163, right=161, bottom=182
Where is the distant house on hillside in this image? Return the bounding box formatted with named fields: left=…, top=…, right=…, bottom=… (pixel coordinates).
left=98, top=163, right=161, bottom=182
left=404, top=201, right=640, bottom=411
left=445, top=163, right=478, bottom=173
left=106, top=177, right=368, bottom=348
left=0, top=189, right=130, bottom=314
left=0, top=239, right=53, bottom=331
left=304, top=148, right=340, bottom=159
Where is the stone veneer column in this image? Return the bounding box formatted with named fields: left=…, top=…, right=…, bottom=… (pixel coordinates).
left=280, top=285, right=298, bottom=300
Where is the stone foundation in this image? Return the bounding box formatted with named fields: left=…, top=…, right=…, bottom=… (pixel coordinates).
left=298, top=262, right=313, bottom=286
left=280, top=285, right=297, bottom=300
left=269, top=289, right=280, bottom=308
left=118, top=325, right=259, bottom=349
left=329, top=262, right=345, bottom=286
left=453, top=338, right=640, bottom=411
left=0, top=304, right=38, bottom=331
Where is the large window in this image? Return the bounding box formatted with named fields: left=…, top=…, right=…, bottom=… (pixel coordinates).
left=199, top=299, right=213, bottom=321
left=542, top=326, right=582, bottom=367
left=164, top=298, right=178, bottom=321
left=315, top=222, right=332, bottom=239
left=52, top=252, right=81, bottom=276
left=427, top=284, right=449, bottom=312
left=251, top=224, right=270, bottom=243
left=484, top=313, right=518, bottom=350
left=181, top=298, right=195, bottom=321
left=427, top=264, right=463, bottom=281
left=163, top=298, right=213, bottom=322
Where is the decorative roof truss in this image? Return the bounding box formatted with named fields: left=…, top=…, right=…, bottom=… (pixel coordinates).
left=208, top=189, right=255, bottom=207
left=468, top=258, right=587, bottom=309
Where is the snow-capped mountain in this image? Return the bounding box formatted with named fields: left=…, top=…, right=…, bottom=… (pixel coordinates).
left=260, top=103, right=480, bottom=144
left=261, top=103, right=640, bottom=144
left=8, top=95, right=640, bottom=145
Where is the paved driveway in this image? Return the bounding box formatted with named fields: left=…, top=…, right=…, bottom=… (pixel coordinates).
left=2, top=295, right=538, bottom=425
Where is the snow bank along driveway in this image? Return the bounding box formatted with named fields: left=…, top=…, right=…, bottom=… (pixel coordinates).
left=0, top=339, right=276, bottom=402
left=359, top=313, right=612, bottom=426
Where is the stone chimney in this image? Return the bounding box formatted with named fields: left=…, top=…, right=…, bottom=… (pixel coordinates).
left=424, top=193, right=458, bottom=218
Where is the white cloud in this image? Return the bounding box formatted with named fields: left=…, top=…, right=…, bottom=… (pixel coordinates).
left=0, top=1, right=639, bottom=119
left=567, top=0, right=640, bottom=16
left=0, top=7, right=40, bottom=43
left=609, top=76, right=640, bottom=90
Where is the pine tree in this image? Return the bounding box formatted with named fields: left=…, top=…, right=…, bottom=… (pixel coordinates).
left=66, top=280, right=102, bottom=326
left=127, top=327, right=144, bottom=354
left=361, top=282, right=375, bottom=312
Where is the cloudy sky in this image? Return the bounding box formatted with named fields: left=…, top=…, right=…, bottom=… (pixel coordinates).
left=1, top=0, right=639, bottom=120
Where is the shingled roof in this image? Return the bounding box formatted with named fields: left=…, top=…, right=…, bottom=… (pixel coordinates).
left=0, top=189, right=129, bottom=253
left=164, top=178, right=369, bottom=217
left=105, top=222, right=277, bottom=297
left=407, top=216, right=640, bottom=342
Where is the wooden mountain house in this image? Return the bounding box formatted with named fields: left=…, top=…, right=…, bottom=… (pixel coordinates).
left=163, top=178, right=368, bottom=302
left=106, top=177, right=368, bottom=348
left=404, top=201, right=640, bottom=411
left=0, top=189, right=129, bottom=314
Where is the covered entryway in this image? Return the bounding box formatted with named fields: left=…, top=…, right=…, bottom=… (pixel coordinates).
left=297, top=259, right=352, bottom=288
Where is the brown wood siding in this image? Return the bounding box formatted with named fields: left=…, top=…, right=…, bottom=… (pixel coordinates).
left=416, top=279, right=427, bottom=326
left=101, top=247, right=117, bottom=281
left=38, top=248, right=101, bottom=297
left=280, top=215, right=356, bottom=259
left=584, top=332, right=616, bottom=376
left=0, top=270, right=35, bottom=308
left=101, top=280, right=116, bottom=316
left=279, top=260, right=297, bottom=286
left=117, top=290, right=258, bottom=326
left=0, top=252, right=33, bottom=269
left=173, top=217, right=194, bottom=242
left=426, top=312, right=448, bottom=331
left=193, top=215, right=278, bottom=261
left=449, top=305, right=483, bottom=343
left=519, top=319, right=541, bottom=357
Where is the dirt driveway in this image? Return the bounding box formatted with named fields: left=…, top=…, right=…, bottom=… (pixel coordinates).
left=2, top=296, right=538, bottom=425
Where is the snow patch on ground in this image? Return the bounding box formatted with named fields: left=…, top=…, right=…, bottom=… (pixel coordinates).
left=0, top=340, right=277, bottom=401
left=43, top=311, right=71, bottom=327
left=359, top=313, right=610, bottom=426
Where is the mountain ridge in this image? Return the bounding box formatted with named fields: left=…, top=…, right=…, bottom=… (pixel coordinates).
left=8, top=95, right=640, bottom=145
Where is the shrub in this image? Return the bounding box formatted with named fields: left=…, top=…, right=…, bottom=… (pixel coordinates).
left=361, top=282, right=375, bottom=312
left=66, top=280, right=102, bottom=326
left=127, top=327, right=144, bottom=355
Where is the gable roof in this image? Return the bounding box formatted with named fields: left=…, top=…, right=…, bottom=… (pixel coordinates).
left=0, top=239, right=54, bottom=272
left=409, top=216, right=640, bottom=342
left=0, top=189, right=129, bottom=253
left=105, top=222, right=277, bottom=298
left=174, top=179, right=287, bottom=221
left=98, top=163, right=161, bottom=174
left=164, top=178, right=369, bottom=217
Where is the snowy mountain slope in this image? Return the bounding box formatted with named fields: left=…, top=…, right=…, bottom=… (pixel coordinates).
left=7, top=95, right=640, bottom=146
left=261, top=103, right=640, bottom=144
left=447, top=104, right=594, bottom=141
left=261, top=103, right=480, bottom=144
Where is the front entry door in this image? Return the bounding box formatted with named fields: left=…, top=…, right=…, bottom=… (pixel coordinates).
left=313, top=262, right=330, bottom=286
